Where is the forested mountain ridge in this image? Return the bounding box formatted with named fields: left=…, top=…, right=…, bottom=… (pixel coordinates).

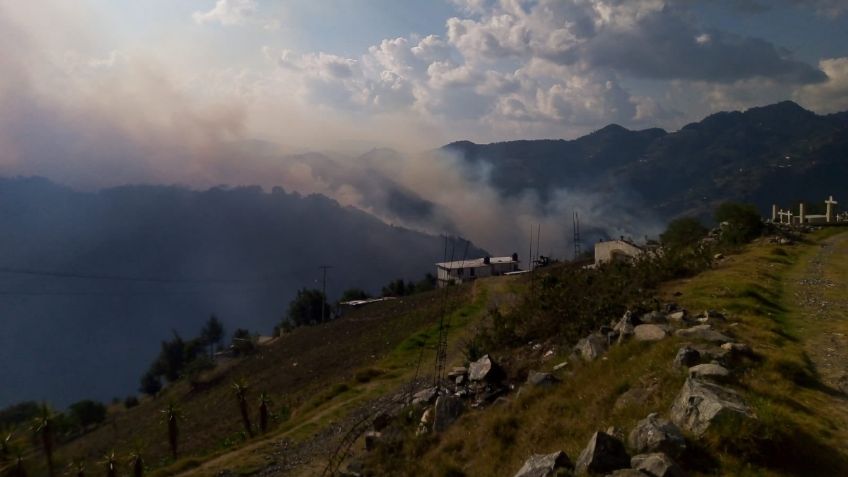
left=444, top=101, right=848, bottom=218
left=0, top=177, right=484, bottom=407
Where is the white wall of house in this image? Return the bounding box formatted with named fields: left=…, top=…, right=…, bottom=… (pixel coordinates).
left=436, top=256, right=520, bottom=286
left=594, top=240, right=644, bottom=266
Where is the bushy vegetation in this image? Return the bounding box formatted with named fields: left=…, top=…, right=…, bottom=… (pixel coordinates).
left=139, top=316, right=245, bottom=396
left=660, top=217, right=708, bottom=250
left=473, top=245, right=713, bottom=352
left=285, top=288, right=332, bottom=326
left=467, top=205, right=760, bottom=353
left=381, top=273, right=437, bottom=297
left=715, top=202, right=764, bottom=245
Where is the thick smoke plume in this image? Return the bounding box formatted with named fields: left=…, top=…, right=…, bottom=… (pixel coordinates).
left=0, top=2, right=661, bottom=258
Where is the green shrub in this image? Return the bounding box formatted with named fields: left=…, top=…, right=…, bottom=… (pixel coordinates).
left=354, top=368, right=384, bottom=383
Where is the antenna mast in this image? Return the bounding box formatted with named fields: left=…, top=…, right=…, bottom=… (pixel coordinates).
left=572, top=210, right=582, bottom=261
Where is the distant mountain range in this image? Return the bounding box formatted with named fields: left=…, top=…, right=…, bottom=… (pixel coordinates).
left=3, top=100, right=846, bottom=408
left=0, top=178, right=484, bottom=407
left=444, top=101, right=848, bottom=219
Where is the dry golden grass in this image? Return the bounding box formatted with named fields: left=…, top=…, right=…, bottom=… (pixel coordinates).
left=366, top=229, right=848, bottom=476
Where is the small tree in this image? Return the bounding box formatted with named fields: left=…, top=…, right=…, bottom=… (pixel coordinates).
left=381, top=278, right=412, bottom=297
left=286, top=289, right=331, bottom=326
left=139, top=372, right=162, bottom=397
left=200, top=315, right=225, bottom=359
left=661, top=217, right=708, bottom=250
left=155, top=332, right=187, bottom=383
left=232, top=380, right=253, bottom=437
left=414, top=273, right=437, bottom=293
left=68, top=400, right=107, bottom=430
left=340, top=288, right=369, bottom=302
left=230, top=329, right=256, bottom=356
left=124, top=396, right=140, bottom=409
left=715, top=202, right=763, bottom=245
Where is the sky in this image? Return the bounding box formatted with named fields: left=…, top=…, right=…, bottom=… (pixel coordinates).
left=1, top=0, right=847, bottom=159
left=1, top=0, right=848, bottom=251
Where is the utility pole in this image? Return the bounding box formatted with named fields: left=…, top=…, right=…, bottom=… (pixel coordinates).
left=573, top=210, right=582, bottom=261
left=319, top=265, right=332, bottom=321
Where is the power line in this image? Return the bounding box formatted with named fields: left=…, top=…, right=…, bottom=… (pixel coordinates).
left=0, top=287, right=278, bottom=297
left=0, top=265, right=289, bottom=284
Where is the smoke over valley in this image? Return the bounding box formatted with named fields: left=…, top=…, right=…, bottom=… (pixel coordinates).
left=2, top=0, right=847, bottom=411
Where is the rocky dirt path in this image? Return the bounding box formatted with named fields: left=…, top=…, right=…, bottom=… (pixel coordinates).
left=790, top=232, right=848, bottom=394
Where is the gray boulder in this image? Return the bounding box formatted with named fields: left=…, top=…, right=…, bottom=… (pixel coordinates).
left=575, top=431, right=630, bottom=475
left=412, top=387, right=438, bottom=406
left=627, top=413, right=685, bottom=457
left=468, top=355, right=504, bottom=382
left=688, top=364, right=730, bottom=381
left=641, top=311, right=668, bottom=324
left=513, top=451, right=573, bottom=477
left=837, top=374, right=848, bottom=395
left=673, top=346, right=701, bottom=368
left=574, top=334, right=609, bottom=361
left=667, top=310, right=689, bottom=323
left=432, top=395, right=464, bottom=432
left=670, top=378, right=754, bottom=436
left=634, top=324, right=669, bottom=342
left=720, top=342, right=753, bottom=356
left=631, top=453, right=685, bottom=477
left=674, top=325, right=732, bottom=344
left=605, top=470, right=645, bottom=477
left=527, top=370, right=559, bottom=388
left=447, top=366, right=467, bottom=378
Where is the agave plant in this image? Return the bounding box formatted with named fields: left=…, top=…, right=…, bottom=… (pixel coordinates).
left=160, top=403, right=182, bottom=460
left=258, top=392, right=271, bottom=434
left=128, top=449, right=145, bottom=477
left=232, top=380, right=253, bottom=437
left=1, top=427, right=13, bottom=462
left=67, top=459, right=86, bottom=477
left=13, top=453, right=28, bottom=477
left=101, top=451, right=118, bottom=477
left=32, top=404, right=56, bottom=477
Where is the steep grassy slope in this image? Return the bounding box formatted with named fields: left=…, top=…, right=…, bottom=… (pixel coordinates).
left=1, top=285, right=468, bottom=475
left=363, top=230, right=848, bottom=476
left=1, top=275, right=524, bottom=477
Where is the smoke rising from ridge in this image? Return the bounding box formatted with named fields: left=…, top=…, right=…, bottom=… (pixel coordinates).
left=0, top=2, right=661, bottom=257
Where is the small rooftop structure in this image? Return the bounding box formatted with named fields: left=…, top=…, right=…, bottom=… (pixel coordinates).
left=436, top=254, right=520, bottom=286
left=339, top=296, right=397, bottom=308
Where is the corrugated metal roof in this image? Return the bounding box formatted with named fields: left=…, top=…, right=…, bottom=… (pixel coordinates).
left=436, top=256, right=517, bottom=269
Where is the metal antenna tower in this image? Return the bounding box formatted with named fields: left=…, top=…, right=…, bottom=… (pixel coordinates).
left=318, top=265, right=333, bottom=321
left=572, top=210, right=582, bottom=261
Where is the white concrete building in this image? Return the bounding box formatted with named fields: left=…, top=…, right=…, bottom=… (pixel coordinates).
left=436, top=254, right=520, bottom=286
left=593, top=239, right=645, bottom=266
